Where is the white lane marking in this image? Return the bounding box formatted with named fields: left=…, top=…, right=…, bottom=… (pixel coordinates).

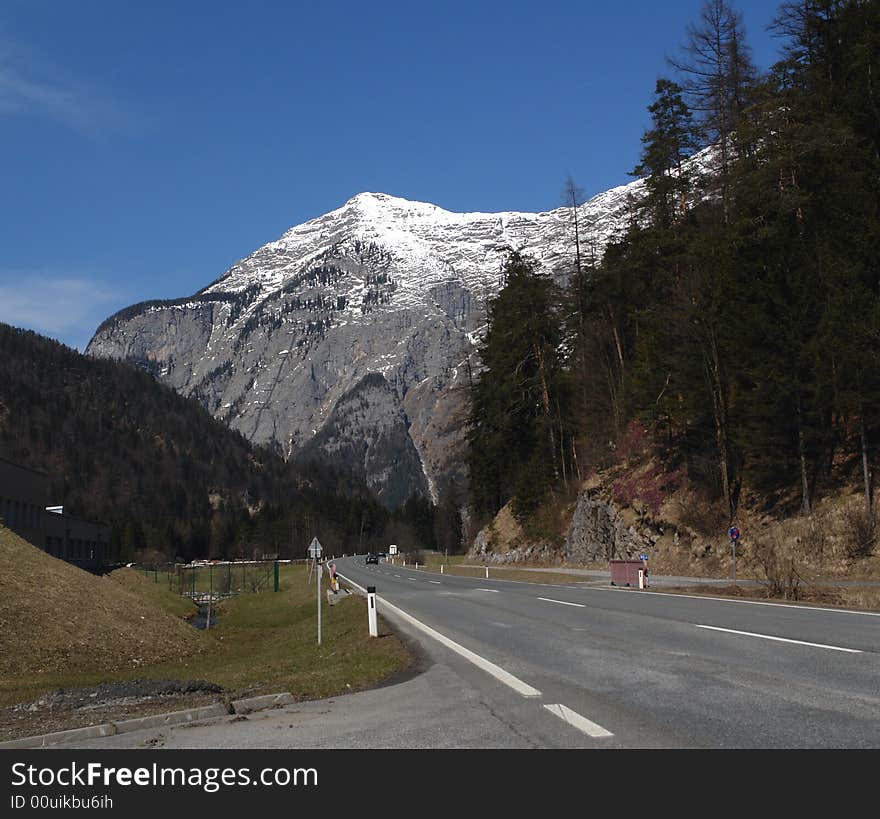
left=476, top=588, right=499, bottom=593
left=694, top=624, right=863, bottom=653
left=428, top=581, right=441, bottom=585
left=543, top=704, right=613, bottom=738
left=394, top=574, right=401, bottom=578
left=337, top=572, right=541, bottom=698
left=537, top=597, right=586, bottom=608
left=408, top=578, right=417, bottom=582
left=596, top=586, right=880, bottom=617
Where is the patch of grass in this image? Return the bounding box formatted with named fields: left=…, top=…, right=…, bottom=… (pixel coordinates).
left=121, top=564, right=409, bottom=701
left=109, top=568, right=198, bottom=619
left=660, top=582, right=880, bottom=611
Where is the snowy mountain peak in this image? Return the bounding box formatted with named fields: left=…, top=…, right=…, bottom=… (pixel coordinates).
left=87, top=156, right=697, bottom=508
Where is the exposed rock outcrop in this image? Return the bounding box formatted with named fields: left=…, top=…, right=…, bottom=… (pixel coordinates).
left=294, top=372, right=428, bottom=508
left=563, top=491, right=648, bottom=563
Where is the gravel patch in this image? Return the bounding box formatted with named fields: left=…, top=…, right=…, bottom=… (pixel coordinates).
left=1, top=679, right=225, bottom=741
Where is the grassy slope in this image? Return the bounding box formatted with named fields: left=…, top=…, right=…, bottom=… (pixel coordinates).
left=108, top=568, right=200, bottom=619
left=1, top=539, right=410, bottom=736
left=0, top=525, right=207, bottom=696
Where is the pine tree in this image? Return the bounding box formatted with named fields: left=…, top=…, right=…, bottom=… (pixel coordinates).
left=669, top=0, right=756, bottom=220
left=631, top=78, right=699, bottom=229
left=468, top=251, right=570, bottom=520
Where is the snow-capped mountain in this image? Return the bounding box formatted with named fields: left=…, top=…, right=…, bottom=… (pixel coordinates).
left=86, top=174, right=649, bottom=509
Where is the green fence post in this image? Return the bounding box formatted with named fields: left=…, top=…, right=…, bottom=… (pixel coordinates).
left=274, top=560, right=279, bottom=592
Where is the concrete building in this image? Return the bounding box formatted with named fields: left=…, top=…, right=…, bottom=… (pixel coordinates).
left=0, top=457, right=116, bottom=571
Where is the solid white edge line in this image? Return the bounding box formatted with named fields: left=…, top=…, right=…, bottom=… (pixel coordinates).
left=694, top=624, right=863, bottom=653
left=537, top=597, right=586, bottom=608
left=543, top=704, right=613, bottom=738
left=338, top=572, right=542, bottom=698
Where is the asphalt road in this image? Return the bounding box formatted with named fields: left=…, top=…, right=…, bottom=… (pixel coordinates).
left=67, top=556, right=878, bottom=749
left=337, top=557, right=878, bottom=748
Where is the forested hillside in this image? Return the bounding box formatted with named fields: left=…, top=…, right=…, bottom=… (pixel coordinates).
left=469, top=0, right=879, bottom=543
left=0, top=323, right=430, bottom=561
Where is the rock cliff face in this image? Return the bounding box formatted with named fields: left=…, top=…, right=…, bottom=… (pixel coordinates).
left=563, top=491, right=648, bottom=563
left=295, top=372, right=429, bottom=508
left=468, top=491, right=649, bottom=565
left=86, top=172, right=667, bottom=507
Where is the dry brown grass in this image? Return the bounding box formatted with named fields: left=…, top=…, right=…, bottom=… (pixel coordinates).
left=109, top=567, right=198, bottom=619
left=663, top=581, right=880, bottom=611
left=0, top=525, right=208, bottom=685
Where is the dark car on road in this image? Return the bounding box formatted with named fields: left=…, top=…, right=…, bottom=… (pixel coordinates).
left=366, top=553, right=380, bottom=565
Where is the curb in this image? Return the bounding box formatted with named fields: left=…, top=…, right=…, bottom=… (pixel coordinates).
left=0, top=694, right=295, bottom=749
left=0, top=722, right=117, bottom=749
left=114, top=703, right=230, bottom=734
left=231, top=693, right=295, bottom=714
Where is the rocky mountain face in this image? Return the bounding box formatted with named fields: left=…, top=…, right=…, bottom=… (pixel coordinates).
left=87, top=175, right=653, bottom=510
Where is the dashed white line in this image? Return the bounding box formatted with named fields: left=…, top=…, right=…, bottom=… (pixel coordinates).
left=476, top=588, right=499, bottom=593
left=543, top=704, right=613, bottom=738
left=337, top=572, right=541, bottom=699
left=537, top=597, right=586, bottom=608
left=694, top=624, right=863, bottom=653
left=428, top=581, right=441, bottom=585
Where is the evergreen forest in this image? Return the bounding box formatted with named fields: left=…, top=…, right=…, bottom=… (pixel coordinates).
left=468, top=1, right=879, bottom=537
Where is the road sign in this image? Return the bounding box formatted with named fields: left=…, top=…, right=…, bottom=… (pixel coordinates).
left=727, top=527, right=740, bottom=583
left=639, top=553, right=649, bottom=561
left=308, top=537, right=323, bottom=559
left=388, top=544, right=398, bottom=556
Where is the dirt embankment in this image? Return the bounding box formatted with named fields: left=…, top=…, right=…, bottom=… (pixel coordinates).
left=468, top=450, right=880, bottom=585
left=0, top=526, right=208, bottom=680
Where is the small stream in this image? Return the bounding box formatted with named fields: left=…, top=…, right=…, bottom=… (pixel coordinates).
left=190, top=603, right=219, bottom=630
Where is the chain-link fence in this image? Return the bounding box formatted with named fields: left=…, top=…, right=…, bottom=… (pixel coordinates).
left=138, top=560, right=278, bottom=601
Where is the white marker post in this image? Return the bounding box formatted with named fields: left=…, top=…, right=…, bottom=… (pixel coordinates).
left=638, top=569, right=645, bottom=590
left=367, top=585, right=378, bottom=637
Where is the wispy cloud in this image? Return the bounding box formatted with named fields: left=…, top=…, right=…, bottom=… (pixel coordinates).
left=0, top=274, right=125, bottom=352
left=0, top=39, right=125, bottom=134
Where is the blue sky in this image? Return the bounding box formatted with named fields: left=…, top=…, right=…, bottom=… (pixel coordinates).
left=1, top=0, right=784, bottom=350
